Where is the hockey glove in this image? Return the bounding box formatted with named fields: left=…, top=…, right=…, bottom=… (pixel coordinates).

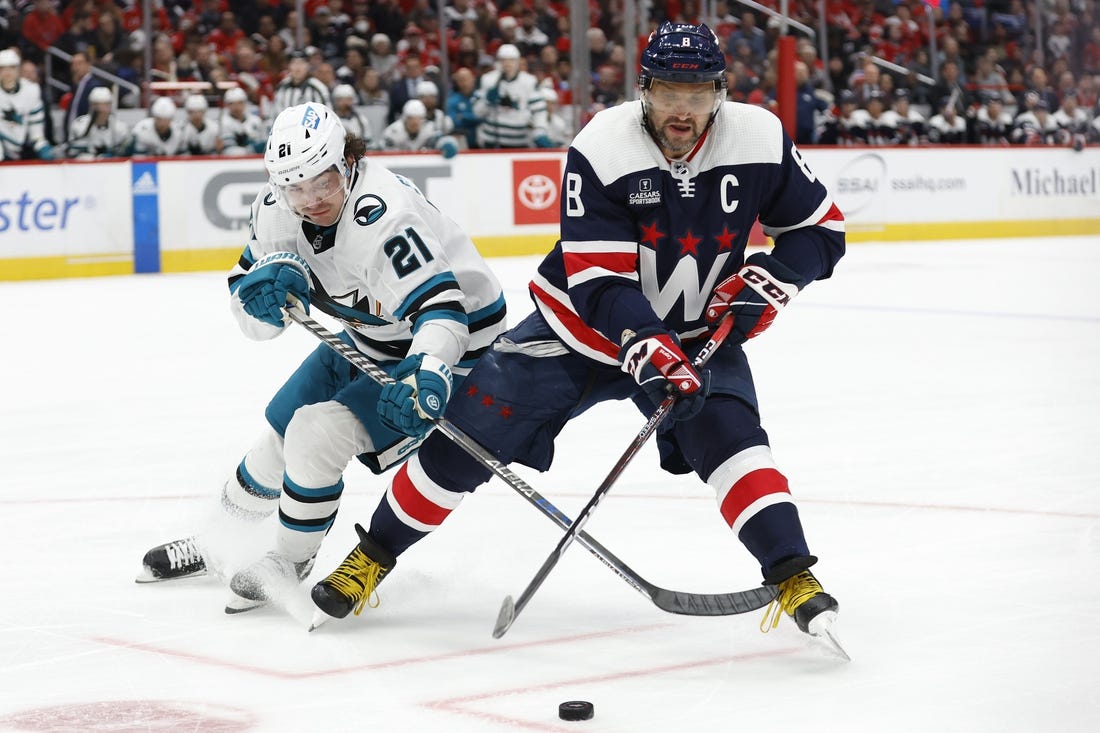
left=533, top=135, right=555, bottom=148
left=236, top=251, right=311, bottom=327
left=705, top=252, right=801, bottom=343
left=619, top=328, right=710, bottom=421
left=378, top=354, right=454, bottom=437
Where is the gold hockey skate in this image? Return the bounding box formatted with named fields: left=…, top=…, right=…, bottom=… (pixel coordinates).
left=762, top=568, right=849, bottom=660
left=309, top=523, right=396, bottom=631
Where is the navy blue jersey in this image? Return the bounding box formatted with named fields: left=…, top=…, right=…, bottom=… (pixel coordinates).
left=530, top=100, right=845, bottom=364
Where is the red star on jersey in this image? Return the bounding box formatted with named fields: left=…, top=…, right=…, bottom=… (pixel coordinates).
left=678, top=229, right=702, bottom=257
left=481, top=394, right=495, bottom=407
left=499, top=405, right=513, bottom=419
left=466, top=385, right=479, bottom=397
left=715, top=226, right=737, bottom=252
left=639, top=220, right=665, bottom=249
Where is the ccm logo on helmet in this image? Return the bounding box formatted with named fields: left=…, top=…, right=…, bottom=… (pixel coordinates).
left=671, top=63, right=701, bottom=69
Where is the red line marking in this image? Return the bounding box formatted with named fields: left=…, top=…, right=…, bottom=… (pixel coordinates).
left=424, top=646, right=802, bottom=732
left=87, top=624, right=673, bottom=680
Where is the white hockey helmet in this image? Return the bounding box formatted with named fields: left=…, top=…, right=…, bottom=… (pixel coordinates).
left=415, top=80, right=439, bottom=98
left=331, top=83, right=357, bottom=100
left=184, top=94, right=208, bottom=112
left=151, top=96, right=177, bottom=119
left=89, top=86, right=113, bottom=105
left=0, top=49, right=20, bottom=67
left=224, top=86, right=248, bottom=104
left=402, top=99, right=427, bottom=119
left=264, top=103, right=352, bottom=220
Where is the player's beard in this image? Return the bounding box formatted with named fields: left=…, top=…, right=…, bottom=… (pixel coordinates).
left=649, top=114, right=704, bottom=157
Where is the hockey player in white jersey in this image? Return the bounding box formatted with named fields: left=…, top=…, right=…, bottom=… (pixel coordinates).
left=128, top=96, right=186, bottom=156
left=66, top=86, right=130, bottom=159
left=137, top=103, right=507, bottom=613
left=0, top=48, right=55, bottom=161
left=179, top=93, right=221, bottom=155
left=473, top=44, right=551, bottom=148
left=219, top=87, right=265, bottom=156
left=331, top=83, right=373, bottom=146
left=381, top=98, right=459, bottom=157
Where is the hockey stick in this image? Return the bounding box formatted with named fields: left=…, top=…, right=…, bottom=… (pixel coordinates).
left=285, top=307, right=776, bottom=622
left=492, top=314, right=749, bottom=638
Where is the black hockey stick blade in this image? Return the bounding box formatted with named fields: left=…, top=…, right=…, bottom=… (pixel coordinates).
left=492, top=595, right=516, bottom=638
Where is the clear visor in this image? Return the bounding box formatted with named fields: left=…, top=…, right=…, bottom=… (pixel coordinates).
left=642, top=84, right=722, bottom=118
left=277, top=165, right=348, bottom=216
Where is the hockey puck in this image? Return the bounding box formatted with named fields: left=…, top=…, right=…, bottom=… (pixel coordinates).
left=558, top=701, right=594, bottom=721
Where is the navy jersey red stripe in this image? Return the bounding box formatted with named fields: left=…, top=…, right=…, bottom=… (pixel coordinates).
left=531, top=100, right=845, bottom=364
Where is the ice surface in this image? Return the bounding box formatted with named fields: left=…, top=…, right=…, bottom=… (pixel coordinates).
left=1, top=237, right=1097, bottom=732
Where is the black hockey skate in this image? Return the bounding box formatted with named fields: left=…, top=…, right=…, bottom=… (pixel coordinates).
left=309, top=523, right=396, bottom=630
left=761, top=557, right=848, bottom=660
left=226, top=551, right=316, bottom=614
left=135, top=537, right=207, bottom=583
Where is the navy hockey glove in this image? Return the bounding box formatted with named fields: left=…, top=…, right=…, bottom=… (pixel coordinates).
left=378, top=354, right=454, bottom=437
left=619, top=328, right=710, bottom=421
left=236, top=251, right=311, bottom=327
left=705, top=252, right=801, bottom=343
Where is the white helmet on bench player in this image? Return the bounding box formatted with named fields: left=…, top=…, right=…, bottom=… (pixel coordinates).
left=265, top=103, right=352, bottom=224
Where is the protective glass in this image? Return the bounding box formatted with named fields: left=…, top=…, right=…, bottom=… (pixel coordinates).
left=643, top=85, right=722, bottom=118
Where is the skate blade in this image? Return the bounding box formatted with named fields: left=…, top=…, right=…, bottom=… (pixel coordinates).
left=308, top=609, right=335, bottom=632
left=224, top=594, right=267, bottom=615
left=807, top=610, right=850, bottom=661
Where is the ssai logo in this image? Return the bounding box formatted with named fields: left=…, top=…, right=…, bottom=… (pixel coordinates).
left=301, top=106, right=322, bottom=129
left=353, top=194, right=387, bottom=226
left=0, top=192, right=81, bottom=233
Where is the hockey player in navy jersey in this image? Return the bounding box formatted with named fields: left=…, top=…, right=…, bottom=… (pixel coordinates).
left=136, top=103, right=507, bottom=612
left=309, top=22, right=847, bottom=647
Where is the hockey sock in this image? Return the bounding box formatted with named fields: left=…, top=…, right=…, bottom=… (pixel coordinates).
left=368, top=456, right=467, bottom=557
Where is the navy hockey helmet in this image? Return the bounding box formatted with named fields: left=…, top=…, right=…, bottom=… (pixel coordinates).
left=640, top=22, right=727, bottom=91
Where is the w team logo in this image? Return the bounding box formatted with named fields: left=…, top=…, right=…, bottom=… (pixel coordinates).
left=512, top=159, right=562, bottom=225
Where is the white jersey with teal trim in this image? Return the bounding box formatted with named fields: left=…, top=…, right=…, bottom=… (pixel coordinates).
left=67, top=113, right=130, bottom=158
left=180, top=117, right=221, bottom=155
left=381, top=118, right=438, bottom=151
left=0, top=79, right=48, bottom=159
left=220, top=110, right=265, bottom=155
left=229, top=157, right=507, bottom=374
left=129, top=117, right=186, bottom=156
left=473, top=69, right=547, bottom=148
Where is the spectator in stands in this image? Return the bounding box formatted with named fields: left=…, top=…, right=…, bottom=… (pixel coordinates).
left=446, top=65, right=480, bottom=149
left=369, top=33, right=399, bottom=85
left=862, top=90, right=900, bottom=146
left=586, top=27, right=612, bottom=70
left=795, top=60, right=829, bottom=145
left=358, top=66, right=391, bottom=142
left=0, top=48, right=54, bottom=160
left=229, top=39, right=274, bottom=103
left=271, top=49, right=330, bottom=121
left=91, top=10, right=126, bottom=70
left=55, top=11, right=97, bottom=68
left=473, top=44, right=550, bottom=149
left=20, top=0, right=66, bottom=63
left=63, top=51, right=101, bottom=140
left=208, top=12, right=246, bottom=62
left=797, top=39, right=830, bottom=92
left=331, top=82, right=373, bottom=146
left=818, top=89, right=864, bottom=146
left=931, top=60, right=972, bottom=116
left=180, top=93, right=221, bottom=155
left=973, top=50, right=1012, bottom=104
left=129, top=96, right=185, bottom=156
left=277, top=10, right=306, bottom=53
left=1019, top=66, right=1059, bottom=112
left=515, top=8, right=550, bottom=56
left=311, top=6, right=350, bottom=64
left=219, top=86, right=265, bottom=156
left=67, top=85, right=129, bottom=159
left=590, top=63, right=623, bottom=113
left=852, top=59, right=883, bottom=105
left=444, top=0, right=479, bottom=33
left=927, top=97, right=968, bottom=144
left=388, top=54, right=427, bottom=124
left=491, top=16, right=521, bottom=59
left=727, top=11, right=766, bottom=62
left=336, top=42, right=367, bottom=87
